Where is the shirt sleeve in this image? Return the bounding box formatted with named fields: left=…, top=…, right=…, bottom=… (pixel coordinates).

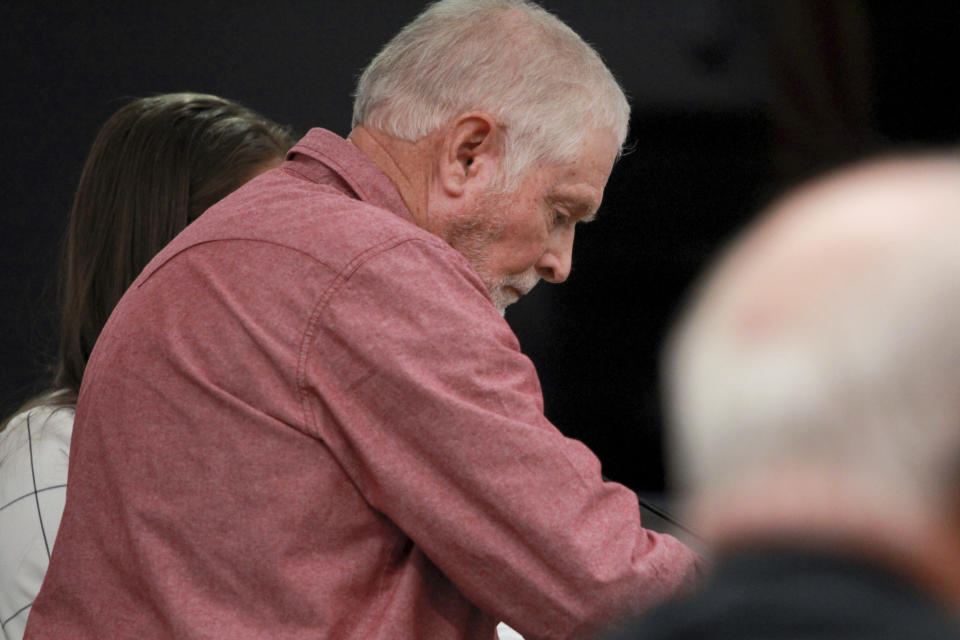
left=300, top=236, right=700, bottom=639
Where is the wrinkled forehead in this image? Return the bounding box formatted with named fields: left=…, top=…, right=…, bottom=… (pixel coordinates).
left=700, top=157, right=960, bottom=336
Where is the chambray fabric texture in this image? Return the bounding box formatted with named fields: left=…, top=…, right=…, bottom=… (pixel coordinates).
left=26, top=129, right=698, bottom=640
left=0, top=405, right=72, bottom=640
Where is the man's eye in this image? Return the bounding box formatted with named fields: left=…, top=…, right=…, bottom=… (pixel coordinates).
left=554, top=210, right=571, bottom=227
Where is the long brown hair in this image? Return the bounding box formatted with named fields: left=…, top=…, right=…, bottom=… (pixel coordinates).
left=3, top=93, right=294, bottom=426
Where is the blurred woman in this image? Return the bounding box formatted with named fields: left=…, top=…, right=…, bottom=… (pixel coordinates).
left=0, top=93, right=294, bottom=639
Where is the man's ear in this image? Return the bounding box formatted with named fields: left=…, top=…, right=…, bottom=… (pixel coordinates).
left=438, top=112, right=502, bottom=198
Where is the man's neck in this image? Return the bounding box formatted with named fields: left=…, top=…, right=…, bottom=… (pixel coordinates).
left=347, top=125, right=433, bottom=229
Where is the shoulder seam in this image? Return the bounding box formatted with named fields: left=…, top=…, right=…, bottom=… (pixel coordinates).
left=294, top=236, right=447, bottom=435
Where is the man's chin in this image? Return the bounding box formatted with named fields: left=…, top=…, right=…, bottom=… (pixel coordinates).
left=487, top=274, right=540, bottom=317
left=491, top=287, right=517, bottom=316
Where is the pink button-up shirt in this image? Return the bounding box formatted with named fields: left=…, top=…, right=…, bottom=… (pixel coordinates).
left=27, top=129, right=699, bottom=640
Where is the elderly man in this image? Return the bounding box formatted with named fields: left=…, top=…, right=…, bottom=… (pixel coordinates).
left=26, top=1, right=699, bottom=639
left=608, top=153, right=960, bottom=639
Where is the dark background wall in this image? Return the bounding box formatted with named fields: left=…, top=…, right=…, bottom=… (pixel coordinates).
left=3, top=1, right=958, bottom=493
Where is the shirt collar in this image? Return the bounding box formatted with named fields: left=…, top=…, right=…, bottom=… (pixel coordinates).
left=284, top=128, right=414, bottom=224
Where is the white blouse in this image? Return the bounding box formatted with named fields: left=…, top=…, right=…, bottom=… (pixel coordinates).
left=0, top=403, right=73, bottom=640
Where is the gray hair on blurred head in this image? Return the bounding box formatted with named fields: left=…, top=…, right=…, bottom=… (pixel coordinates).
left=664, top=154, right=960, bottom=523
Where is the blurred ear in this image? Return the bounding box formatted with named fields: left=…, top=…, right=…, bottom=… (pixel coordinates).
left=935, top=478, right=960, bottom=609
left=950, top=470, right=960, bottom=532
left=437, top=112, right=503, bottom=198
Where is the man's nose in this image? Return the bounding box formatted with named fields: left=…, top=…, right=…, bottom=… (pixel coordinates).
left=535, top=229, right=574, bottom=283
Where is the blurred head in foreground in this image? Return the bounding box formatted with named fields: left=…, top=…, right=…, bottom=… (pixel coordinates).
left=665, top=153, right=960, bottom=607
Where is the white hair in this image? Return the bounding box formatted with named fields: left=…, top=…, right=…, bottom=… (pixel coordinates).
left=665, top=161, right=960, bottom=520
left=352, top=0, right=629, bottom=191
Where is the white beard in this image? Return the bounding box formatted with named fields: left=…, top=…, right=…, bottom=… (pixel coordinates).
left=441, top=190, right=541, bottom=315
left=488, top=270, right=541, bottom=316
